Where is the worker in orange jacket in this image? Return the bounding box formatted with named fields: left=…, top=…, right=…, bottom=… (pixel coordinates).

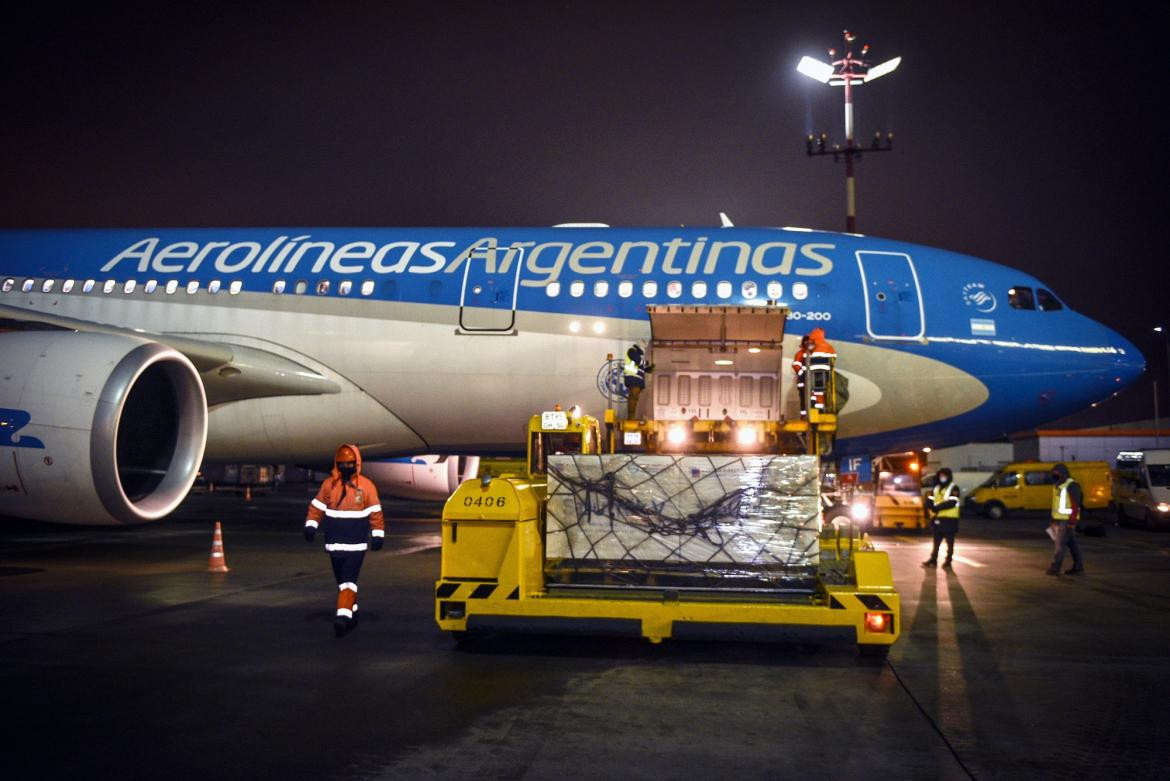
left=805, top=327, right=837, bottom=415
left=304, top=444, right=385, bottom=636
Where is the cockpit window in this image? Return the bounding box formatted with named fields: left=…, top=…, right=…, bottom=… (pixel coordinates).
left=1008, top=286, right=1035, bottom=310
left=1036, top=288, right=1063, bottom=311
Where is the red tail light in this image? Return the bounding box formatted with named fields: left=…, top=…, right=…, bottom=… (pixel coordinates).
left=864, top=612, right=892, bottom=633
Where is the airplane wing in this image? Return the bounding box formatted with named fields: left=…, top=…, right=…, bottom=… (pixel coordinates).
left=0, top=303, right=339, bottom=405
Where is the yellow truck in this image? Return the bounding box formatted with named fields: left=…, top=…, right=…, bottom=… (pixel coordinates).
left=434, top=305, right=899, bottom=656
left=966, top=461, right=1111, bottom=519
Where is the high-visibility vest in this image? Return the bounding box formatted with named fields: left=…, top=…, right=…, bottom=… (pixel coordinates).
left=1051, top=478, right=1076, bottom=520
left=623, top=358, right=642, bottom=378
left=931, top=482, right=960, bottom=518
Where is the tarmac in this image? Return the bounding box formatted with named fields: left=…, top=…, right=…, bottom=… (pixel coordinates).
left=2, top=488, right=1169, bottom=780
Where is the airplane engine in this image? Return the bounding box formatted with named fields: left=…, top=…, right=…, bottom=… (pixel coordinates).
left=363, top=455, right=482, bottom=501
left=0, top=331, right=207, bottom=525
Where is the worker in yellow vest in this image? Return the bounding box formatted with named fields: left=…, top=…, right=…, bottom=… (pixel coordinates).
left=923, top=467, right=961, bottom=569
left=1046, top=463, right=1084, bottom=576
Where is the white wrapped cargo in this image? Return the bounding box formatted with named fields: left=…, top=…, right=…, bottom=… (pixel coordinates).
left=545, top=454, right=821, bottom=586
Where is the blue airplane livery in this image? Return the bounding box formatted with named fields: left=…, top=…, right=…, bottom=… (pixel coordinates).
left=0, top=225, right=1144, bottom=524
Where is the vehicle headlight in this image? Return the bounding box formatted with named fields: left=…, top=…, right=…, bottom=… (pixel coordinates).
left=1157, top=502, right=1170, bottom=513
left=851, top=501, right=871, bottom=521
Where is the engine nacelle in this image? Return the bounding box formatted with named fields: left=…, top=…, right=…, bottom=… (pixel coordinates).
left=362, top=455, right=481, bottom=501
left=0, top=331, right=207, bottom=525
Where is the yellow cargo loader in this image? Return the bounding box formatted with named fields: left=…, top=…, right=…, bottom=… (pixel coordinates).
left=434, top=305, right=899, bottom=656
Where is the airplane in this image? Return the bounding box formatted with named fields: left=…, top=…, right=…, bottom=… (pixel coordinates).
left=0, top=224, right=1144, bottom=525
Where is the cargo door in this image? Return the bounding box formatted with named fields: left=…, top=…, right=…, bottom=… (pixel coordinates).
left=856, top=251, right=924, bottom=340
left=646, top=305, right=788, bottom=420
left=458, top=244, right=524, bottom=333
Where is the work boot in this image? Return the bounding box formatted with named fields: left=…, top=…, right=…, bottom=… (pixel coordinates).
left=941, top=560, right=953, bottom=569
left=334, top=616, right=350, bottom=637
left=1065, top=566, right=1085, bottom=575
left=922, top=559, right=937, bottom=568
left=1045, top=566, right=1060, bottom=576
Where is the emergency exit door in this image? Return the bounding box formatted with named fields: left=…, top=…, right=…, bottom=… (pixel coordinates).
left=855, top=251, right=925, bottom=340
left=458, top=244, right=524, bottom=333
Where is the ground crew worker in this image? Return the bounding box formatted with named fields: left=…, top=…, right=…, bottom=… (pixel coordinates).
left=1046, top=463, right=1084, bottom=576
left=623, top=344, right=651, bottom=419
left=304, top=444, right=385, bottom=636
left=923, top=467, right=961, bottom=569
left=806, top=328, right=837, bottom=415
left=792, top=334, right=813, bottom=418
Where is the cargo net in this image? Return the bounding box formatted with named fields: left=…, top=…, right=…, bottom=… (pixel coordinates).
left=545, top=454, right=821, bottom=592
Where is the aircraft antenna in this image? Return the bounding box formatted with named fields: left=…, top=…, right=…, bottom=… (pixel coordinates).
left=797, top=30, right=900, bottom=233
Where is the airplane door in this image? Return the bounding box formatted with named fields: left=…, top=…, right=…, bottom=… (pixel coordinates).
left=458, top=244, right=525, bottom=333
left=856, top=251, right=925, bottom=340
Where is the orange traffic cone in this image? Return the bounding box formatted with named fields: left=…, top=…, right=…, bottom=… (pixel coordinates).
left=208, top=521, right=230, bottom=573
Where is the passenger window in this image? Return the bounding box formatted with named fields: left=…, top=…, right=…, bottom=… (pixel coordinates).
left=186, top=281, right=199, bottom=294
left=767, top=281, right=783, bottom=299
left=338, top=280, right=352, bottom=296
left=691, top=281, right=707, bottom=298
left=84, top=279, right=96, bottom=293
left=642, top=281, right=658, bottom=298
left=273, top=280, right=286, bottom=294
left=61, top=279, right=75, bottom=293
left=996, top=472, right=1019, bottom=488
left=41, top=279, right=55, bottom=293
left=667, top=281, right=682, bottom=298
left=1025, top=470, right=1055, bottom=486
left=164, top=280, right=178, bottom=295
left=316, top=280, right=329, bottom=295
left=716, top=281, right=732, bottom=299
left=207, top=280, right=221, bottom=294
left=618, top=280, right=633, bottom=298
left=144, top=280, right=158, bottom=294
left=741, top=281, right=757, bottom=299
left=360, top=280, right=375, bottom=296
left=593, top=281, right=609, bottom=297
left=792, top=282, right=808, bottom=301
left=22, top=279, right=35, bottom=293
left=1, top=278, right=13, bottom=292
left=294, top=280, right=308, bottom=295
left=229, top=280, right=242, bottom=295
left=123, top=280, right=137, bottom=294
left=1037, top=288, right=1063, bottom=311
left=103, top=280, right=117, bottom=294
left=1009, top=286, right=1035, bottom=310
left=545, top=281, right=561, bottom=297
left=569, top=281, right=584, bottom=298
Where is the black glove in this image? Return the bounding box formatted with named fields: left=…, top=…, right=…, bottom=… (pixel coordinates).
left=303, top=526, right=316, bottom=543
left=371, top=535, right=384, bottom=551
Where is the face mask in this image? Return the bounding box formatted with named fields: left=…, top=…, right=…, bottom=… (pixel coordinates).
left=338, top=464, right=356, bottom=480
left=939, top=475, right=950, bottom=485
left=1051, top=472, right=1061, bottom=482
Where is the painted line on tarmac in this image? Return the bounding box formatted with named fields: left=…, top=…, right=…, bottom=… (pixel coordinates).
left=389, top=535, right=441, bottom=557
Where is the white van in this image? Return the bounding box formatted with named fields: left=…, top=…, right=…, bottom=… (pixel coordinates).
left=1113, top=450, right=1170, bottom=530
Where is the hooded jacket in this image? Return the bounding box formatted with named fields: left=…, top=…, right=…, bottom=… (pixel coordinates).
left=305, top=444, right=385, bottom=552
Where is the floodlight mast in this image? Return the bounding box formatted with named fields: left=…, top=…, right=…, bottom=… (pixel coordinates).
left=799, top=31, right=900, bottom=233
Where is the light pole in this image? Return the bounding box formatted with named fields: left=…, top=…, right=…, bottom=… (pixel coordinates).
left=798, top=31, right=900, bottom=233
left=1156, top=326, right=1169, bottom=439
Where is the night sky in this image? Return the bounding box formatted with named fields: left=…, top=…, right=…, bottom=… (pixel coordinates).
left=3, top=2, right=1167, bottom=430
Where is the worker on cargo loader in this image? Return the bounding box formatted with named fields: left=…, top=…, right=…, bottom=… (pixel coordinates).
left=792, top=334, right=813, bottom=418
left=923, top=467, right=961, bottom=569
left=303, top=444, right=385, bottom=636
left=806, top=328, right=837, bottom=415
left=623, top=343, right=651, bottom=419
left=1046, top=463, right=1085, bottom=576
